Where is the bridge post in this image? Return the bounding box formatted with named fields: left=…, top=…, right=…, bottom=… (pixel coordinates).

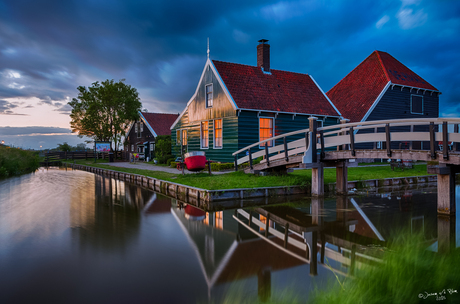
left=336, top=161, right=348, bottom=195
left=311, top=163, right=324, bottom=196
left=340, top=119, right=349, bottom=151
left=308, top=117, right=318, bottom=163
left=429, top=164, right=458, bottom=215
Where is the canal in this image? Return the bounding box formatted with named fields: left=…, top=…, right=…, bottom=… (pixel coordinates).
left=0, top=167, right=458, bottom=303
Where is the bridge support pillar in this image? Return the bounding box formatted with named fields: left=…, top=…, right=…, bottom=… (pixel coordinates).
left=437, top=215, right=456, bottom=254
left=311, top=163, right=324, bottom=196
left=429, top=164, right=458, bottom=215
left=336, top=161, right=348, bottom=195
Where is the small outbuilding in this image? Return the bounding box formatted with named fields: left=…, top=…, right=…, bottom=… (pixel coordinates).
left=125, top=112, right=179, bottom=161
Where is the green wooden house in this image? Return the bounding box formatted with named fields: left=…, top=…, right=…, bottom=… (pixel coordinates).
left=171, top=40, right=342, bottom=162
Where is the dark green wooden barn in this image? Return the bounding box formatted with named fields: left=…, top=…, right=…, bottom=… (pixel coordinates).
left=171, top=40, right=342, bottom=163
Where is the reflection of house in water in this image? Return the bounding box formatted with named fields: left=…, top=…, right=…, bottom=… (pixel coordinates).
left=171, top=202, right=305, bottom=299
left=70, top=175, right=156, bottom=252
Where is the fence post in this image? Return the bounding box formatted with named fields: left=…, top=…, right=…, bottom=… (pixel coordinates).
left=248, top=147, right=253, bottom=170
left=430, top=122, right=436, bottom=159
left=454, top=124, right=459, bottom=152
left=308, top=117, right=318, bottom=163
left=385, top=124, right=391, bottom=157
left=284, top=137, right=289, bottom=162
left=320, top=130, right=325, bottom=160
left=349, top=127, right=355, bottom=156
left=443, top=121, right=449, bottom=160
left=340, top=119, right=350, bottom=151
left=265, top=142, right=270, bottom=166
left=234, top=155, right=238, bottom=171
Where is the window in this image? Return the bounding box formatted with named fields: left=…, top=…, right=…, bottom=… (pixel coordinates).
left=201, top=121, right=209, bottom=148
left=150, top=143, right=154, bottom=151
left=176, top=130, right=181, bottom=145
left=259, top=118, right=274, bottom=147
left=214, top=119, right=223, bottom=148
left=181, top=130, right=187, bottom=145
left=411, top=95, right=423, bottom=114
left=206, top=84, right=213, bottom=108
left=131, top=144, right=134, bottom=151
left=136, top=122, right=142, bottom=138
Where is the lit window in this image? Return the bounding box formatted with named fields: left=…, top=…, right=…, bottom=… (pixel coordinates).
left=214, top=119, right=222, bottom=148
left=182, top=130, right=187, bottom=145
left=176, top=130, right=181, bottom=145
left=215, top=211, right=223, bottom=230
left=411, top=95, right=423, bottom=114
left=203, top=212, right=210, bottom=225
left=259, top=118, right=274, bottom=147
left=201, top=121, right=209, bottom=148
left=206, top=84, right=213, bottom=108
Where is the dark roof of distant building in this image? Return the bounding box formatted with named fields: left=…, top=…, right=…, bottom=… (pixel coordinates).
left=327, top=50, right=439, bottom=122
left=212, top=60, right=340, bottom=116
left=140, top=112, right=179, bottom=136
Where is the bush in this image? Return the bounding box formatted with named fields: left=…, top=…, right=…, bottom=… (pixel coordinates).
left=0, top=146, right=40, bottom=177
left=166, top=157, right=176, bottom=166
left=157, top=154, right=173, bottom=164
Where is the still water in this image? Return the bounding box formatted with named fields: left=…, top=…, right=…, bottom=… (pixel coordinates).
left=0, top=168, right=458, bottom=303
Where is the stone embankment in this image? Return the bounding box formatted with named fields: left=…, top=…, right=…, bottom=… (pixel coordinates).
left=69, top=163, right=437, bottom=209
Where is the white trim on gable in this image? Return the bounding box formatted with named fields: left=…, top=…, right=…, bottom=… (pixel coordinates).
left=309, top=75, right=342, bottom=118
left=170, top=58, right=238, bottom=130
left=360, top=81, right=392, bottom=122
left=139, top=112, right=158, bottom=137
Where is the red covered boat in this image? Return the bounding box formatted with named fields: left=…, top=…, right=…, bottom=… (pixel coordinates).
left=184, top=151, right=207, bottom=171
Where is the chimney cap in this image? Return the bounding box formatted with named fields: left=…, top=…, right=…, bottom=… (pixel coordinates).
left=258, top=39, right=269, bottom=44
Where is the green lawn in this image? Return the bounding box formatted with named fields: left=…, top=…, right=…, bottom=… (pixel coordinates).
left=66, top=160, right=432, bottom=190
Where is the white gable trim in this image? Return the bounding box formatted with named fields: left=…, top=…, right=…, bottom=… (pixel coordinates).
left=361, top=81, right=392, bottom=122
left=139, top=112, right=158, bottom=137
left=309, top=75, right=342, bottom=118
left=170, top=58, right=238, bottom=130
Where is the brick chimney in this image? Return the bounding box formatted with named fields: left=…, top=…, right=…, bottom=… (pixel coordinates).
left=257, top=39, right=270, bottom=72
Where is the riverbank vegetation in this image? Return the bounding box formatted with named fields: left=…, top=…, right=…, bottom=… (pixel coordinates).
left=66, top=160, right=432, bottom=190
left=0, top=146, right=40, bottom=178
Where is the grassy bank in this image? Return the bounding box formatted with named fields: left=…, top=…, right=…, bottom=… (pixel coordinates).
left=66, top=160, right=432, bottom=190
left=0, top=146, right=40, bottom=178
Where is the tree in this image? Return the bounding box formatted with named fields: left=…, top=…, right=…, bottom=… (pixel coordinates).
left=155, top=135, right=172, bottom=163
left=57, top=142, right=72, bottom=152
left=68, top=79, right=142, bottom=152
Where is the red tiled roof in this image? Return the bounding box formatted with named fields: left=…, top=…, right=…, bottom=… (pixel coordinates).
left=327, top=51, right=439, bottom=122
left=141, top=112, right=179, bottom=136
left=212, top=60, right=340, bottom=116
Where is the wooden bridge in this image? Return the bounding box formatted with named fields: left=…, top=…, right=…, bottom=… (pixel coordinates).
left=233, top=117, right=460, bottom=215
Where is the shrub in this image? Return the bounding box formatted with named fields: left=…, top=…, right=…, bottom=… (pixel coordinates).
left=166, top=157, right=176, bottom=166
left=0, top=146, right=39, bottom=177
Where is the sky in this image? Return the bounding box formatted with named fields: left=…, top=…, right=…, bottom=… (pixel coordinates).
left=0, top=0, right=459, bottom=149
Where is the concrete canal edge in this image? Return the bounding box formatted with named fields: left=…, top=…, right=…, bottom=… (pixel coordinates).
left=68, top=163, right=437, bottom=203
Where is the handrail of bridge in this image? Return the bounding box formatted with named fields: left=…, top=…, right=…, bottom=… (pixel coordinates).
left=233, top=117, right=460, bottom=170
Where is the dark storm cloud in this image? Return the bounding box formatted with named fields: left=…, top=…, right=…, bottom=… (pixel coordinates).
left=0, top=0, right=459, bottom=123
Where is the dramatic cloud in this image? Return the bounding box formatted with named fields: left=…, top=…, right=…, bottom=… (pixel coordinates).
left=0, top=0, right=459, bottom=148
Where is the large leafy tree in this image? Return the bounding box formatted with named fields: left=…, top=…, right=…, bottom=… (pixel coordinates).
left=69, top=79, right=142, bottom=152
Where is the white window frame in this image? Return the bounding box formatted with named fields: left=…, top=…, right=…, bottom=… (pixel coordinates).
left=213, top=119, right=223, bottom=149
left=131, top=144, right=134, bottom=151
left=205, top=84, right=213, bottom=108
left=201, top=121, right=209, bottom=149
left=410, top=95, right=424, bottom=115
left=259, top=117, right=275, bottom=148
left=137, top=122, right=142, bottom=138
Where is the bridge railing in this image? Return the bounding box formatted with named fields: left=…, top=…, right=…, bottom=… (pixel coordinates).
left=232, top=127, right=312, bottom=170
left=233, top=117, right=460, bottom=169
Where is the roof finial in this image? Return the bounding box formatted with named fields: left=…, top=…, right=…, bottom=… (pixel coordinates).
left=207, top=37, right=210, bottom=59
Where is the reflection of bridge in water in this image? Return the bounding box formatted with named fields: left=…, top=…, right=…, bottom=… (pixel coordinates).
left=164, top=189, right=457, bottom=302
left=234, top=117, right=460, bottom=215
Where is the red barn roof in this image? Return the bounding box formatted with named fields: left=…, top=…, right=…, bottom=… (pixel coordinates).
left=140, top=112, right=179, bottom=136
left=212, top=60, right=340, bottom=116
left=327, top=51, right=439, bottom=122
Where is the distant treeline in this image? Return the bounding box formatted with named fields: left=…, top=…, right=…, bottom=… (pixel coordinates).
left=0, top=145, right=40, bottom=178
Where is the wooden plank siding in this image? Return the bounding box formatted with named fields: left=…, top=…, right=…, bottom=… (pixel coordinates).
left=355, top=85, right=439, bottom=150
